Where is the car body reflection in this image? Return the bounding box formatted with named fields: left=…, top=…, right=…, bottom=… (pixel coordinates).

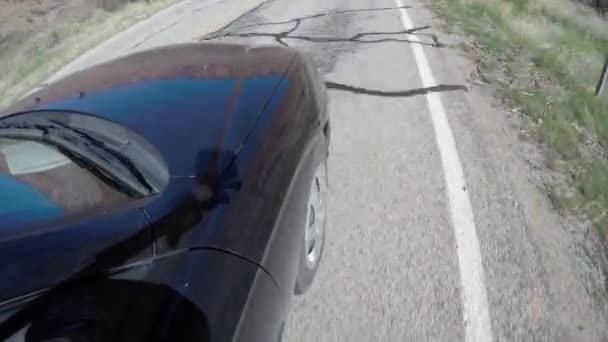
left=0, top=42, right=330, bottom=341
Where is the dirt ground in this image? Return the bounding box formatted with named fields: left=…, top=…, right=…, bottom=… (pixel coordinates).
left=0, top=0, right=175, bottom=108
left=0, top=0, right=149, bottom=60
left=0, top=0, right=98, bottom=58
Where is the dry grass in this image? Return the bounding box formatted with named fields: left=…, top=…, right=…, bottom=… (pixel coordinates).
left=528, top=0, right=608, bottom=40
left=0, top=0, right=180, bottom=110
left=429, top=0, right=608, bottom=231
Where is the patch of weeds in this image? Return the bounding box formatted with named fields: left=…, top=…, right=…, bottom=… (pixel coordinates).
left=579, top=161, right=608, bottom=212
left=564, top=94, right=608, bottom=148
left=531, top=38, right=604, bottom=96
left=505, top=0, right=529, bottom=14
left=539, top=115, right=580, bottom=159
left=549, top=187, right=585, bottom=213
left=428, top=0, right=608, bottom=244
left=592, top=286, right=608, bottom=306
left=508, top=87, right=549, bottom=122
left=596, top=220, right=608, bottom=242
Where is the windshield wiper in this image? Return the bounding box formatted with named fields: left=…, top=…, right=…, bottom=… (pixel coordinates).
left=0, top=120, right=153, bottom=198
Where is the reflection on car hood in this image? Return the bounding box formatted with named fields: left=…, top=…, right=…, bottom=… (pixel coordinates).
left=4, top=43, right=296, bottom=177
left=0, top=175, right=64, bottom=226
left=1, top=140, right=70, bottom=175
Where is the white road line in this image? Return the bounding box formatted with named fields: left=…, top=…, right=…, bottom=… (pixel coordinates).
left=394, top=1, right=494, bottom=341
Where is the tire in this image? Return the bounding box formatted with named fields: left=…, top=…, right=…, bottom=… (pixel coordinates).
left=295, top=160, right=328, bottom=295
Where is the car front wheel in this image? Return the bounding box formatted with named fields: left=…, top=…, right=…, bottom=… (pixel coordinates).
left=295, top=160, right=328, bottom=295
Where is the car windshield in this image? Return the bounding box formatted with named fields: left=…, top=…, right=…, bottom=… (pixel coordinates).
left=0, top=117, right=153, bottom=198
left=0, top=136, right=137, bottom=226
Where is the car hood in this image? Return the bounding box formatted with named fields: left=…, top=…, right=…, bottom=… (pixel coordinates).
left=3, top=43, right=297, bottom=177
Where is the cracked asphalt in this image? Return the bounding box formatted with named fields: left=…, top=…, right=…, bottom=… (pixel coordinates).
left=42, top=0, right=608, bottom=340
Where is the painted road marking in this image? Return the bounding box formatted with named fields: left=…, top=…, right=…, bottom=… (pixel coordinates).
left=394, top=1, right=494, bottom=341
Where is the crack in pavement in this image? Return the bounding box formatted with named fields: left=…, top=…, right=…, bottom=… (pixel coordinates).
left=199, top=5, right=460, bottom=98
left=200, top=7, right=445, bottom=47
left=204, top=29, right=439, bottom=47
left=237, top=6, right=413, bottom=29
left=214, top=1, right=272, bottom=31
left=203, top=0, right=275, bottom=39
left=325, top=81, right=467, bottom=97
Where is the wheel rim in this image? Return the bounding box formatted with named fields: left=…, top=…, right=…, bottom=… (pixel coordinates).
left=304, top=163, right=327, bottom=270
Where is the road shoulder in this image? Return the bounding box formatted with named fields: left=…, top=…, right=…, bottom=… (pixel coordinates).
left=410, top=2, right=608, bottom=340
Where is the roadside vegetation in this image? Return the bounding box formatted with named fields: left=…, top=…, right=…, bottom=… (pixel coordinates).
left=428, top=0, right=608, bottom=235
left=0, top=0, right=180, bottom=111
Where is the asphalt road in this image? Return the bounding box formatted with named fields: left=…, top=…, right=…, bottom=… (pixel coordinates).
left=42, top=0, right=608, bottom=341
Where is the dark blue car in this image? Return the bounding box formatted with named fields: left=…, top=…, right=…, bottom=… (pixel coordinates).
left=0, top=43, right=330, bottom=342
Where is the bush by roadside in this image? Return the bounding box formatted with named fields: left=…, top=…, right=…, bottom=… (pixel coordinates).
left=0, top=0, right=180, bottom=110
left=427, top=0, right=608, bottom=257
